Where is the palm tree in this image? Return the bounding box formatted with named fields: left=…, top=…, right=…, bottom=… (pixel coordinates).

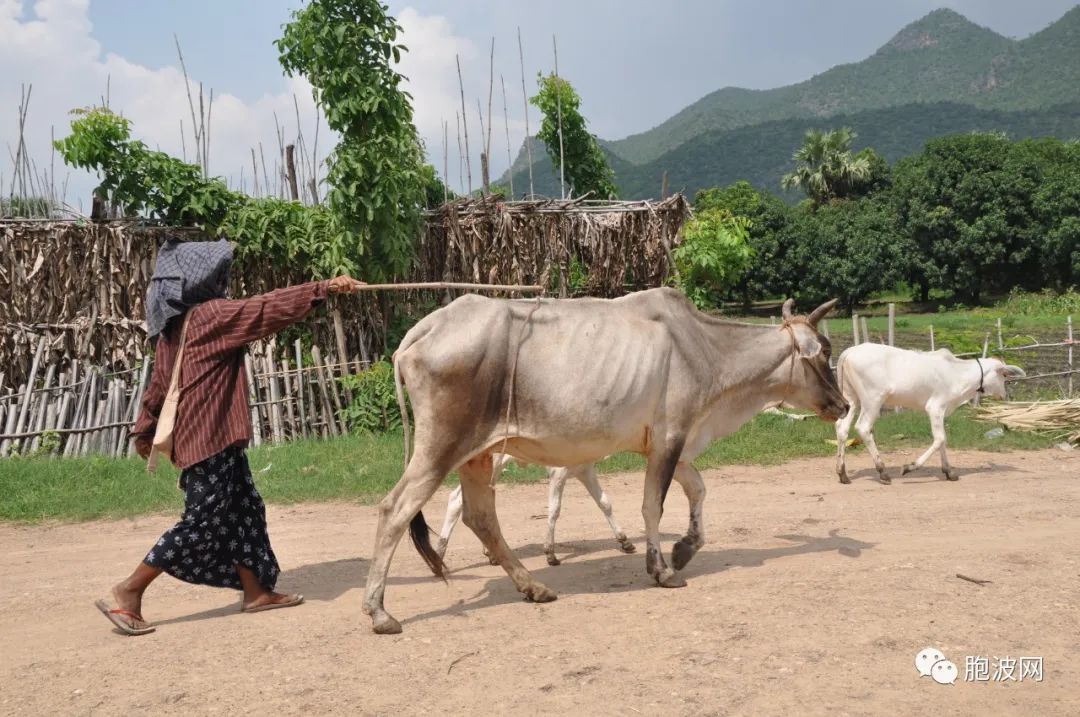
left=781, top=128, right=872, bottom=204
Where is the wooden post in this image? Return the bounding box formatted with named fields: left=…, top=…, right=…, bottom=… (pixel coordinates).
left=996, top=317, right=1004, bottom=351
left=265, top=342, right=284, bottom=444
left=293, top=339, right=310, bottom=440
left=887, top=303, right=895, bottom=347
left=851, top=313, right=860, bottom=345
left=860, top=316, right=870, bottom=345
left=28, top=361, right=57, bottom=453
left=285, top=144, right=300, bottom=201
left=974, top=332, right=990, bottom=407
left=929, top=324, right=936, bottom=351
left=244, top=354, right=263, bottom=446
left=1067, top=315, right=1073, bottom=399
left=281, top=354, right=297, bottom=441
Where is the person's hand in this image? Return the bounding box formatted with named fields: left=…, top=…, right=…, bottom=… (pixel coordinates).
left=328, top=275, right=366, bottom=294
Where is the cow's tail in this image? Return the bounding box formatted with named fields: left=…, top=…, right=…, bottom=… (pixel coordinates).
left=394, top=350, right=447, bottom=581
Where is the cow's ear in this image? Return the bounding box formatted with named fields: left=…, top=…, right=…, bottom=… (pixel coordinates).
left=795, top=330, right=822, bottom=359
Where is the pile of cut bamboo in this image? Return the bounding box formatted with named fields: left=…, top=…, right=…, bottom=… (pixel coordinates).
left=976, top=399, right=1080, bottom=443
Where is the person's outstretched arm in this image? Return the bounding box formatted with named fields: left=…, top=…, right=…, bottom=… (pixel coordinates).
left=201, top=275, right=365, bottom=356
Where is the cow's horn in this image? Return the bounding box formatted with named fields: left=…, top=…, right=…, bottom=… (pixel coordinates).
left=781, top=298, right=795, bottom=321
left=807, top=298, right=839, bottom=326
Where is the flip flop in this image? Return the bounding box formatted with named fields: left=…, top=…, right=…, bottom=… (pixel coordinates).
left=95, top=599, right=156, bottom=636
left=241, top=594, right=305, bottom=614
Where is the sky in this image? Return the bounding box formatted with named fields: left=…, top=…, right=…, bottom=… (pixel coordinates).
left=2, top=0, right=1076, bottom=209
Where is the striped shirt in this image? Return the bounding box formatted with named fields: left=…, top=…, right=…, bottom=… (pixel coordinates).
left=133, top=281, right=329, bottom=469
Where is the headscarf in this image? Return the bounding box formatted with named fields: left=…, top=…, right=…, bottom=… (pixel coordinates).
left=145, top=238, right=234, bottom=339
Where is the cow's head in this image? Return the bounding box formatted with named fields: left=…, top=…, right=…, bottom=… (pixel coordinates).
left=777, top=298, right=848, bottom=421
left=980, top=358, right=1026, bottom=400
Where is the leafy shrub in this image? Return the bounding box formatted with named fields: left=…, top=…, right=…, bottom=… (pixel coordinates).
left=339, top=361, right=406, bottom=434
left=673, top=209, right=753, bottom=309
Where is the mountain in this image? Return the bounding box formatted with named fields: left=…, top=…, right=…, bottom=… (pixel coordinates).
left=598, top=7, right=1080, bottom=165
left=501, top=101, right=1080, bottom=200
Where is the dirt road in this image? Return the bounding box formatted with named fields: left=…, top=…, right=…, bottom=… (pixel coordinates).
left=2, top=448, right=1078, bottom=715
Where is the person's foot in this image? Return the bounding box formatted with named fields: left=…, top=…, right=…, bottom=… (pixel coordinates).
left=241, top=591, right=304, bottom=613
left=111, top=581, right=145, bottom=620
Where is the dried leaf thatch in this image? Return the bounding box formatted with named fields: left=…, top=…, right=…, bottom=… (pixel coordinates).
left=2, top=197, right=690, bottom=391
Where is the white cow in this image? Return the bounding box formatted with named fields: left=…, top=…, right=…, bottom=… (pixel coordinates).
left=436, top=457, right=636, bottom=567
left=834, top=344, right=1025, bottom=484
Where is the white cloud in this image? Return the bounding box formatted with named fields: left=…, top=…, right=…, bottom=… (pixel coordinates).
left=1, top=1, right=524, bottom=210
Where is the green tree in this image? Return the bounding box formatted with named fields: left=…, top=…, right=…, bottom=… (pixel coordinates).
left=891, top=132, right=1041, bottom=303
left=787, top=198, right=912, bottom=312
left=1023, top=138, right=1080, bottom=290
left=781, top=128, right=873, bottom=205
left=672, top=208, right=754, bottom=309
left=530, top=74, right=618, bottom=199
left=277, top=0, right=428, bottom=280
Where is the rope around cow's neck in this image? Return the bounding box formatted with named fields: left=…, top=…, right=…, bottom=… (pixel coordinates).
left=776, top=321, right=799, bottom=409
left=489, top=294, right=545, bottom=486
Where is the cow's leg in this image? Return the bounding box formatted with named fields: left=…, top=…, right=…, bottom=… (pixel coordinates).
left=459, top=455, right=557, bottom=603
left=853, top=399, right=890, bottom=484
left=543, top=467, right=572, bottom=566
left=576, top=463, right=636, bottom=556
left=642, top=443, right=686, bottom=588
left=835, top=399, right=858, bottom=484
left=363, top=456, right=449, bottom=635
left=902, top=407, right=956, bottom=480
left=670, top=461, right=706, bottom=571
left=435, top=484, right=464, bottom=559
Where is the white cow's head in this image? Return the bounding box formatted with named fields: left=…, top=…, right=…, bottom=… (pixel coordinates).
left=777, top=298, right=849, bottom=421
left=980, top=358, right=1026, bottom=400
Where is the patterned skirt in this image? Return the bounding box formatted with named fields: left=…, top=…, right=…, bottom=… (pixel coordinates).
left=143, top=446, right=280, bottom=590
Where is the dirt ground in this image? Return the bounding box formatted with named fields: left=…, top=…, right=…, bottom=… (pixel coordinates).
left=1, top=447, right=1078, bottom=716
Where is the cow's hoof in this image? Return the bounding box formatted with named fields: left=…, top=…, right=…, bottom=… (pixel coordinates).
left=545, top=553, right=561, bottom=567
left=617, top=538, right=637, bottom=554
left=878, top=472, right=892, bottom=485
left=657, top=570, right=688, bottom=589
left=901, top=463, right=916, bottom=475
left=371, top=611, right=403, bottom=635
left=434, top=539, right=448, bottom=560
left=671, top=538, right=697, bottom=571
left=485, top=553, right=499, bottom=566
left=945, top=471, right=960, bottom=482
left=524, top=583, right=558, bottom=603
left=838, top=472, right=851, bottom=485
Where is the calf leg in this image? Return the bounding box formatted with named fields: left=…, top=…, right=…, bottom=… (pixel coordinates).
left=835, top=400, right=858, bottom=484
left=459, top=455, right=556, bottom=603
left=435, top=485, right=464, bottom=559
left=670, top=462, right=706, bottom=571
left=902, top=409, right=956, bottom=480
left=853, top=399, right=890, bottom=484
left=543, top=467, right=572, bottom=566
left=363, top=456, right=450, bottom=635
left=642, top=442, right=687, bottom=588
left=575, top=464, right=636, bottom=556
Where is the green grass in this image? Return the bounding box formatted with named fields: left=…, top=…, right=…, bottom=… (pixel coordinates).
left=0, top=408, right=1053, bottom=524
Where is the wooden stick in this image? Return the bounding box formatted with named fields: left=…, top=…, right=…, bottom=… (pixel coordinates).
left=514, top=26, right=531, bottom=197
left=9, top=337, right=46, bottom=453
left=28, top=360, right=56, bottom=453
left=552, top=35, right=565, bottom=199
left=851, top=313, right=860, bottom=345
left=456, top=54, right=472, bottom=195
left=501, top=74, right=514, bottom=199
left=860, top=316, right=870, bottom=345
left=352, top=281, right=543, bottom=292
left=955, top=573, right=991, bottom=586
left=323, top=353, right=348, bottom=434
